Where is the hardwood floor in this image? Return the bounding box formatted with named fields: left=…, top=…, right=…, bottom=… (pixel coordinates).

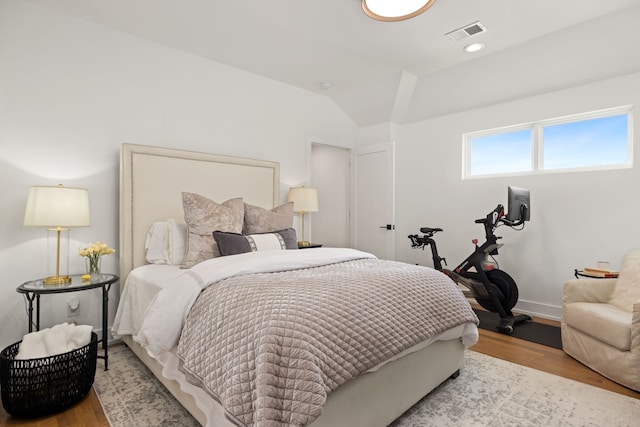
left=2, top=317, right=638, bottom=426
left=0, top=388, right=109, bottom=426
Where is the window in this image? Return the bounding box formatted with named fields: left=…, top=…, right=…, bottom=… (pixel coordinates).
left=464, top=106, right=632, bottom=179
left=469, top=128, right=532, bottom=176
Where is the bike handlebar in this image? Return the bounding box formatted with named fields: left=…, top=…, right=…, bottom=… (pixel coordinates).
left=474, top=204, right=504, bottom=227
left=412, top=204, right=525, bottom=249
left=475, top=203, right=528, bottom=230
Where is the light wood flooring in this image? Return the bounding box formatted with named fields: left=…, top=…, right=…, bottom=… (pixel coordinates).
left=2, top=314, right=638, bottom=426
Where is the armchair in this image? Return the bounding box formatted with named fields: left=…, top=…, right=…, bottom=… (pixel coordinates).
left=561, top=250, right=640, bottom=391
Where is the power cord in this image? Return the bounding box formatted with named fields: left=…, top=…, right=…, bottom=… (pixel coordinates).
left=21, top=294, right=37, bottom=332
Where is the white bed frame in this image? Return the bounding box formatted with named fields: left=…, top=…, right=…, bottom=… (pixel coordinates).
left=118, top=143, right=465, bottom=426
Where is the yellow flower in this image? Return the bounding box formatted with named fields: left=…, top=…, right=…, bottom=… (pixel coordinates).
left=79, top=241, right=115, bottom=275
left=78, top=241, right=116, bottom=258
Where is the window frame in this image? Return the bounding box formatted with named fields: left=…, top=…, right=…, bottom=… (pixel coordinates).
left=462, top=105, right=634, bottom=179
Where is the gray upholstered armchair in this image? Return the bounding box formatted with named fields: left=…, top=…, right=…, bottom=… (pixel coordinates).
left=561, top=250, right=640, bottom=391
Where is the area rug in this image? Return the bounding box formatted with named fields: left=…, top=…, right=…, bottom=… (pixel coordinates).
left=94, top=345, right=640, bottom=427
left=93, top=345, right=199, bottom=427
left=474, top=308, right=563, bottom=349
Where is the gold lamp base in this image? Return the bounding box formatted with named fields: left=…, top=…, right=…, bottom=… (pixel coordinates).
left=43, top=275, right=71, bottom=285
left=298, top=240, right=311, bottom=247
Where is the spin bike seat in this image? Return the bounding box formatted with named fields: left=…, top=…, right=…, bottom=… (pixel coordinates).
left=420, top=227, right=443, bottom=234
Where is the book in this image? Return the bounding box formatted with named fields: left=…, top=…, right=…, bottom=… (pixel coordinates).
left=583, top=267, right=619, bottom=278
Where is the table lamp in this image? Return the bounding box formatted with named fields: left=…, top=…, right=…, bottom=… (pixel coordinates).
left=287, top=186, right=318, bottom=247
left=24, top=184, right=90, bottom=285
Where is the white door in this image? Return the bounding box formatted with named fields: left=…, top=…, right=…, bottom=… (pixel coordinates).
left=353, top=142, right=395, bottom=259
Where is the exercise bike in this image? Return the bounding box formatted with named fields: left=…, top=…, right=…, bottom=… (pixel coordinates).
left=408, top=202, right=531, bottom=334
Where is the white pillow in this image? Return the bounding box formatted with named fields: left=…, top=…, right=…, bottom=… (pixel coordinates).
left=168, top=219, right=187, bottom=265
left=144, top=219, right=187, bottom=265
left=145, top=222, right=169, bottom=264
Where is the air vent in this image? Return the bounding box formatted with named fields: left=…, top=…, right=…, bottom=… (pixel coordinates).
left=445, top=21, right=487, bottom=42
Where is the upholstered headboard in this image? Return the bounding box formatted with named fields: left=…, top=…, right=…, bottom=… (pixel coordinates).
left=119, top=143, right=280, bottom=287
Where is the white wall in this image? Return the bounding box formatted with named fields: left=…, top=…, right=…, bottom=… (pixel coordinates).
left=395, top=72, right=640, bottom=319
left=0, top=0, right=356, bottom=349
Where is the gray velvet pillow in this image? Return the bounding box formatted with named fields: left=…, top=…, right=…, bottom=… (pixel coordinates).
left=213, top=228, right=298, bottom=256
left=243, top=202, right=294, bottom=234
left=182, top=193, right=244, bottom=267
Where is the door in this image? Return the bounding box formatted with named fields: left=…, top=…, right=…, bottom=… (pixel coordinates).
left=353, top=142, right=395, bottom=259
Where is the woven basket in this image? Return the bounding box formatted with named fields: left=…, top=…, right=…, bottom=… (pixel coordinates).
left=0, top=331, right=98, bottom=418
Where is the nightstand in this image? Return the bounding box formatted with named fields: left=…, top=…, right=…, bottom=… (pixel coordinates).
left=574, top=269, right=619, bottom=279
left=298, top=243, right=323, bottom=249
left=16, top=273, right=118, bottom=370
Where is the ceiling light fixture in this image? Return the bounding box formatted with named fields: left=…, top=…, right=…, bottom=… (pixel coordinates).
left=362, top=0, right=436, bottom=22
left=463, top=43, right=485, bottom=53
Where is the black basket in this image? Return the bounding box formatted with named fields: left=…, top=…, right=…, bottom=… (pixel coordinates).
left=0, top=331, right=98, bottom=418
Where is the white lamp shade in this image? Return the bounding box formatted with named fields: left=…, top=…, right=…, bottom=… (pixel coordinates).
left=287, top=187, right=319, bottom=213
left=362, top=0, right=436, bottom=21
left=24, top=185, right=91, bottom=227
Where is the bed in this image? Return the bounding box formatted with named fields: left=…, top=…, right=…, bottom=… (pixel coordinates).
left=113, top=143, right=479, bottom=427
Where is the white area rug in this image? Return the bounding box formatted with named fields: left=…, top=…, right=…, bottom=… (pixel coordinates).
left=94, top=345, right=640, bottom=427
left=94, top=345, right=198, bottom=427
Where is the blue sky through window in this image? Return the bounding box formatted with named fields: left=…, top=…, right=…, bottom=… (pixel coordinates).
left=470, top=129, right=532, bottom=176
left=543, top=114, right=628, bottom=170
left=467, top=110, right=630, bottom=177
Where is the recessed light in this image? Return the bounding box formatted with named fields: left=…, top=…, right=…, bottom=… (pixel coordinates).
left=464, top=43, right=485, bottom=53
left=319, top=82, right=333, bottom=90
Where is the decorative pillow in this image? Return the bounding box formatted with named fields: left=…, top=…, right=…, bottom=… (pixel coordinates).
left=243, top=202, right=294, bottom=234
left=213, top=228, right=298, bottom=257
left=609, top=249, right=640, bottom=312
left=182, top=193, right=244, bottom=267
left=144, top=219, right=187, bottom=265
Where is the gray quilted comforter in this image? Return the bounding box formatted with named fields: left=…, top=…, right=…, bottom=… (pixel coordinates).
left=176, top=257, right=477, bottom=427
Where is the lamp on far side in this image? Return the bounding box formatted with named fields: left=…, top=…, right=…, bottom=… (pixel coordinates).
left=287, top=187, right=318, bottom=247
left=24, top=184, right=90, bottom=285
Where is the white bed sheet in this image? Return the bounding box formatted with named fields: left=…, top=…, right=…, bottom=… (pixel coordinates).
left=112, top=264, right=185, bottom=337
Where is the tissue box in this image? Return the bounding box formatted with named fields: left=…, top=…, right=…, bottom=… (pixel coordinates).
left=0, top=332, right=98, bottom=418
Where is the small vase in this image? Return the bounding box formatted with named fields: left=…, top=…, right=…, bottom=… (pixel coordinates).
left=86, top=257, right=101, bottom=276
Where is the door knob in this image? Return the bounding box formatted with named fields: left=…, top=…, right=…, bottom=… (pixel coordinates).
left=379, top=224, right=395, bottom=230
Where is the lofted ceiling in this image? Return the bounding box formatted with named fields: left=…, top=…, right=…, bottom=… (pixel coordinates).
left=26, top=0, right=640, bottom=127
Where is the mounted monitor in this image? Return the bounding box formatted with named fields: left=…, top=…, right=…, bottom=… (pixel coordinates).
left=506, top=186, right=530, bottom=223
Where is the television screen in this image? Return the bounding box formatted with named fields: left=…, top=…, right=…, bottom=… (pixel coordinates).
left=507, top=186, right=530, bottom=222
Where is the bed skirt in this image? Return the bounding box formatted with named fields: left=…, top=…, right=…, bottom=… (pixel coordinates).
left=123, top=335, right=466, bottom=427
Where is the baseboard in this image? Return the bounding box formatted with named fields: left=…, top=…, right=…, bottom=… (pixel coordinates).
left=514, top=299, right=561, bottom=321
left=469, top=298, right=561, bottom=321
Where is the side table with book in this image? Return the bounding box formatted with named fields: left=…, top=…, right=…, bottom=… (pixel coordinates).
left=574, top=267, right=619, bottom=279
